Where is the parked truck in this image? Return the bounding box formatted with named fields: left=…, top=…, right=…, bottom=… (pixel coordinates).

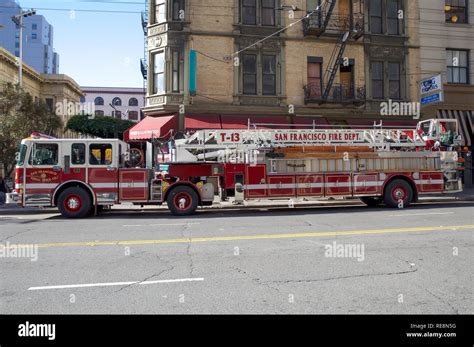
left=6, top=119, right=464, bottom=218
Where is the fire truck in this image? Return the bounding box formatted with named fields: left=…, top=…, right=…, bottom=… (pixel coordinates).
left=6, top=119, right=463, bottom=218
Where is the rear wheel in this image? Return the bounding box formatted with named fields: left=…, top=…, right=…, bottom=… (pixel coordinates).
left=57, top=187, right=91, bottom=218
left=383, top=179, right=413, bottom=209
left=167, top=186, right=199, bottom=216
left=360, top=197, right=382, bottom=207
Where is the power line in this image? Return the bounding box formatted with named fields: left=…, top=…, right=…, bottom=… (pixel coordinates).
left=232, top=0, right=328, bottom=56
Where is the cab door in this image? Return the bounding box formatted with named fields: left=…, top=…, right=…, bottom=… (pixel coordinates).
left=87, top=142, right=118, bottom=204
left=24, top=142, right=62, bottom=206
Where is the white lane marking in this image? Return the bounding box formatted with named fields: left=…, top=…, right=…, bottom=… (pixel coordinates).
left=123, top=222, right=201, bottom=227
left=28, top=278, right=204, bottom=291
left=389, top=212, right=455, bottom=217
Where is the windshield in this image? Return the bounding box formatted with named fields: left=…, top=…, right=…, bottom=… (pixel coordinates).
left=16, top=144, right=28, bottom=167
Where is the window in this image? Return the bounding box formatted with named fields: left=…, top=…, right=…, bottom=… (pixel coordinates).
left=89, top=144, right=112, bottom=166
left=262, top=0, right=276, bottom=26
left=388, top=62, right=401, bottom=99
left=153, top=51, right=166, bottom=94
left=112, top=97, right=122, bottom=106
left=80, top=96, right=86, bottom=103
left=129, top=98, right=139, bottom=106
left=371, top=62, right=384, bottom=99
left=307, top=59, right=322, bottom=98
left=387, top=0, right=401, bottom=35
left=113, top=111, right=122, bottom=119
left=370, top=0, right=383, bottom=34
left=155, top=0, right=166, bottom=23
left=262, top=55, right=276, bottom=95
left=242, top=0, right=257, bottom=25
left=71, top=144, right=86, bottom=165
left=172, top=50, right=180, bottom=92
left=129, top=111, right=139, bottom=121
left=29, top=143, right=58, bottom=166
left=243, top=54, right=257, bottom=95
left=95, top=110, right=105, bottom=116
left=445, top=0, right=468, bottom=23
left=17, top=144, right=28, bottom=166
left=172, top=0, right=185, bottom=21
left=94, top=97, right=104, bottom=106
left=447, top=49, right=469, bottom=84
left=45, top=98, right=54, bottom=112
left=31, top=33, right=37, bottom=40
left=32, top=24, right=37, bottom=30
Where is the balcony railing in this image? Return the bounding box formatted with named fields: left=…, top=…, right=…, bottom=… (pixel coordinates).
left=303, top=13, right=364, bottom=38
left=304, top=83, right=366, bottom=104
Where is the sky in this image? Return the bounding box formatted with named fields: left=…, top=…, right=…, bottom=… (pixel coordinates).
left=15, top=0, right=146, bottom=88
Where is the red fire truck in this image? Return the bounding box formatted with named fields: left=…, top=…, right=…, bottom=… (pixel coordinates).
left=6, top=119, right=464, bottom=218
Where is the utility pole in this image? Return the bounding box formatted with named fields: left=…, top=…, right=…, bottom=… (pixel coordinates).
left=11, top=9, right=36, bottom=88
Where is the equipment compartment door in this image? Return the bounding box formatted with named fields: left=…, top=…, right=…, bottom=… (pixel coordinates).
left=419, top=172, right=444, bottom=192
left=245, top=165, right=267, bottom=198
left=119, top=169, right=149, bottom=201
left=297, top=174, right=324, bottom=197
left=325, top=174, right=352, bottom=196
left=353, top=174, right=380, bottom=195
left=268, top=175, right=296, bottom=197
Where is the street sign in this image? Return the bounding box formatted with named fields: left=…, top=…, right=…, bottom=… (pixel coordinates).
left=421, top=92, right=444, bottom=106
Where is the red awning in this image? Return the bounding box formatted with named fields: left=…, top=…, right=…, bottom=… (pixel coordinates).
left=185, top=115, right=222, bottom=129
left=128, top=115, right=178, bottom=141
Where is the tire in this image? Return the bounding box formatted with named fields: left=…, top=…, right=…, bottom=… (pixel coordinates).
left=167, top=186, right=199, bottom=216
left=57, top=187, right=92, bottom=218
left=360, top=197, right=382, bottom=207
left=383, top=179, right=414, bottom=209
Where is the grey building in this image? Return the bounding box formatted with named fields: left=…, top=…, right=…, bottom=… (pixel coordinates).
left=0, top=0, right=59, bottom=74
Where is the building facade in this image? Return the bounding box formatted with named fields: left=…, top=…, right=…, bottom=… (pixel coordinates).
left=0, top=0, right=60, bottom=74
left=418, top=0, right=474, bottom=187
left=81, top=86, right=146, bottom=122
left=0, top=47, right=83, bottom=137
left=141, top=0, right=420, bottom=130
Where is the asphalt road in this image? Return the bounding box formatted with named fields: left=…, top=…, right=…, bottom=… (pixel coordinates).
left=0, top=201, right=473, bottom=314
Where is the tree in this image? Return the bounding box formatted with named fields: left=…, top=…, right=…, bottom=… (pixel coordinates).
left=66, top=114, right=135, bottom=140
left=0, top=83, right=62, bottom=177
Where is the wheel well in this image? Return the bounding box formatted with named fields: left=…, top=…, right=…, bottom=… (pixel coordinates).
left=383, top=176, right=418, bottom=202
left=53, top=182, right=95, bottom=207
left=164, top=183, right=202, bottom=205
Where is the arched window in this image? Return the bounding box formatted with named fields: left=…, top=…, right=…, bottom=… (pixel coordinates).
left=129, top=98, right=139, bottom=106
left=112, top=97, right=122, bottom=106
left=94, top=97, right=104, bottom=106
left=80, top=96, right=86, bottom=103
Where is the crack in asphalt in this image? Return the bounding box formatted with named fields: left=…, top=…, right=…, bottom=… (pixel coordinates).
left=0, top=228, right=33, bottom=243
left=114, top=265, right=175, bottom=293
left=267, top=268, right=418, bottom=284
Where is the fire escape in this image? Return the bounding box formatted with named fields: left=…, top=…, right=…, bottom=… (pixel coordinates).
left=303, top=0, right=365, bottom=105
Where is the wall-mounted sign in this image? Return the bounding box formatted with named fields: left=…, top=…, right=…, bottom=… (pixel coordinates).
left=420, top=74, right=444, bottom=106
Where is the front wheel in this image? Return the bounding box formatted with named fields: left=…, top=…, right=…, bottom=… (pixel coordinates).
left=383, top=179, right=414, bottom=209
left=57, top=187, right=91, bottom=218
left=167, top=186, right=199, bottom=216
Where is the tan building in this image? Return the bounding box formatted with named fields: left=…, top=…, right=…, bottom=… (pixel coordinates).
left=141, top=0, right=421, bottom=132
left=0, top=47, right=83, bottom=138
left=418, top=0, right=474, bottom=187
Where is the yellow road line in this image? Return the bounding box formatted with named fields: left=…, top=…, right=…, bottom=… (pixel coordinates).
left=21, top=225, right=474, bottom=249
